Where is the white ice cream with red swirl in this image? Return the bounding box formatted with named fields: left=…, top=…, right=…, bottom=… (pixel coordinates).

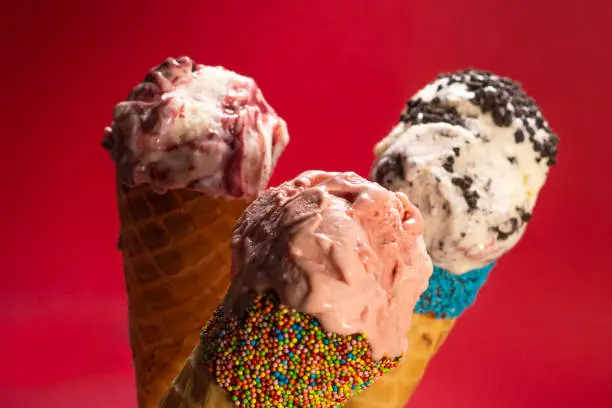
left=371, top=70, right=559, bottom=274
left=102, top=56, right=289, bottom=198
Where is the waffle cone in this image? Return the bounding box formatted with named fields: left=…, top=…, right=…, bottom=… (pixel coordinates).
left=158, top=344, right=232, bottom=408
left=116, top=181, right=248, bottom=408
left=343, top=313, right=456, bottom=408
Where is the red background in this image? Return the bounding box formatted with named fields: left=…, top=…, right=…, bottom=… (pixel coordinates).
left=1, top=1, right=611, bottom=407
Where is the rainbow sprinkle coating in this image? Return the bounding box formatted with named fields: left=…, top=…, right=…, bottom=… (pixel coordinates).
left=200, top=293, right=402, bottom=408
left=415, top=262, right=496, bottom=318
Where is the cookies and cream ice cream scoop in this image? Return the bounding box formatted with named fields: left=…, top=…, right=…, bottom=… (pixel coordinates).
left=371, top=69, right=559, bottom=274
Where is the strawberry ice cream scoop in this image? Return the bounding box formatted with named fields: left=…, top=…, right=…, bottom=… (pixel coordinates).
left=228, top=171, right=433, bottom=359
left=102, top=56, right=290, bottom=198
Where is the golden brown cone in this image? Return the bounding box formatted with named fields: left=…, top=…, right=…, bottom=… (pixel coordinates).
left=157, top=344, right=233, bottom=408
left=343, top=313, right=456, bottom=408
left=116, top=180, right=248, bottom=408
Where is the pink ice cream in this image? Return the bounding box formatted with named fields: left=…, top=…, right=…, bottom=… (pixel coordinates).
left=102, top=56, right=290, bottom=198
left=227, top=171, right=433, bottom=359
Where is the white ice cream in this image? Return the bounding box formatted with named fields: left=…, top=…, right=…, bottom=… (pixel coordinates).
left=371, top=71, right=559, bottom=274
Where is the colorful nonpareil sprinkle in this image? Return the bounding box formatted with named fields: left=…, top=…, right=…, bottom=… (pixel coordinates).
left=200, top=293, right=402, bottom=408
left=415, top=262, right=495, bottom=319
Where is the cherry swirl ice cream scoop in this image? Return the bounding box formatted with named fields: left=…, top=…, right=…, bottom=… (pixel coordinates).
left=103, top=56, right=288, bottom=198
left=101, top=56, right=289, bottom=408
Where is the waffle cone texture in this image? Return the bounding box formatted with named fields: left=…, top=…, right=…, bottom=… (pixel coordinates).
left=116, top=180, right=247, bottom=408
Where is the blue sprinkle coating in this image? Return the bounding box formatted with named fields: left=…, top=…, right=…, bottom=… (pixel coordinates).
left=415, top=262, right=496, bottom=318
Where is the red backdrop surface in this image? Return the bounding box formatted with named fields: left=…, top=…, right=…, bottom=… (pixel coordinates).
left=1, top=1, right=611, bottom=407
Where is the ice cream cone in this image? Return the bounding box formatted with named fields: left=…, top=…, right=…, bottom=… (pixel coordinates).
left=103, top=56, right=290, bottom=407
left=117, top=181, right=248, bottom=408
left=359, top=68, right=560, bottom=407
left=159, top=171, right=434, bottom=408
